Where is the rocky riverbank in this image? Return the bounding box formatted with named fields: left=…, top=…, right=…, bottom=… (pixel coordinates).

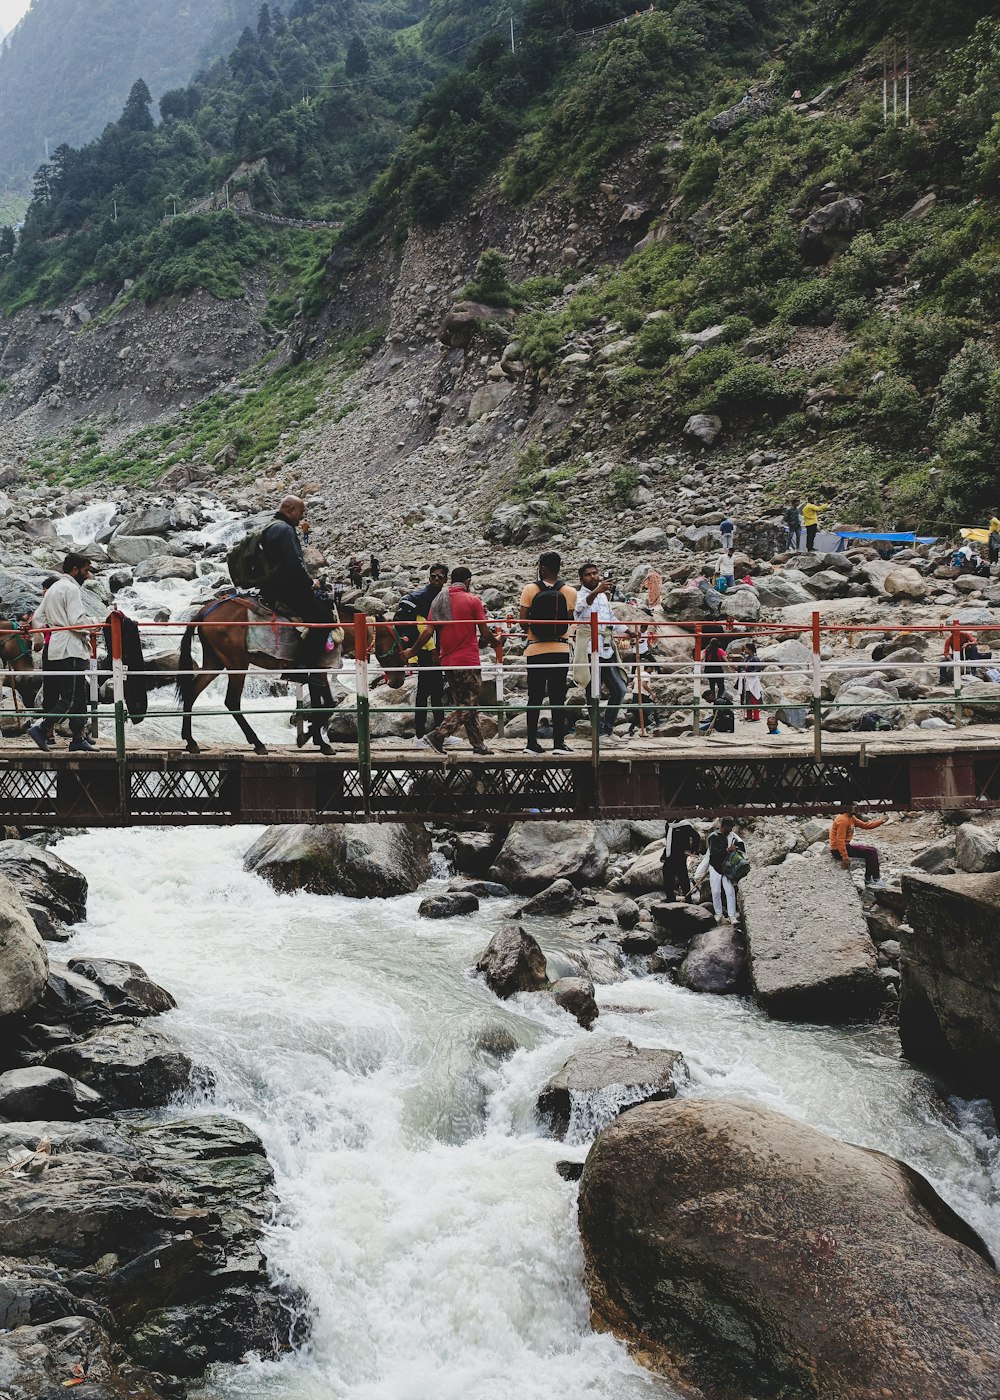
left=0, top=839, right=298, bottom=1397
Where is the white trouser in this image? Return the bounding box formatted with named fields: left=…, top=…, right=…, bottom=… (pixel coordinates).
left=709, top=867, right=737, bottom=920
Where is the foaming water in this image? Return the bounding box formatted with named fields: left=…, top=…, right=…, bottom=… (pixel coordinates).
left=55, top=827, right=1000, bottom=1396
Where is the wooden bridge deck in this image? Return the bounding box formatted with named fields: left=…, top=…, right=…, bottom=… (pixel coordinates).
left=1, top=729, right=999, bottom=827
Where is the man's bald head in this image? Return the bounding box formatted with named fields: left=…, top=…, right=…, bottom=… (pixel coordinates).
left=278, top=495, right=306, bottom=525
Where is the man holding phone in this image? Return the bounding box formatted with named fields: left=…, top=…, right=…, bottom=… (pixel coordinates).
left=574, top=561, right=628, bottom=737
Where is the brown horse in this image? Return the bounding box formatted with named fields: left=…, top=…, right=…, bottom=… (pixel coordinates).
left=0, top=618, right=42, bottom=726
left=176, top=596, right=406, bottom=755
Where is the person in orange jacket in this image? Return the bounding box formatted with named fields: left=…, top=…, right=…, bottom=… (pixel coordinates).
left=829, top=801, right=886, bottom=888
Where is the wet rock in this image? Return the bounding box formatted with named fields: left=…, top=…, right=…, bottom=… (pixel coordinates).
left=618, top=926, right=659, bottom=954
left=453, top=830, right=502, bottom=875
left=0, top=840, right=87, bottom=940
left=649, top=944, right=687, bottom=974
left=0, top=1066, right=103, bottom=1121
left=614, top=897, right=640, bottom=930
left=447, top=878, right=510, bottom=898
left=517, top=878, right=580, bottom=916
left=46, top=1024, right=196, bottom=1110
left=67, top=958, right=176, bottom=1016
left=740, top=858, right=883, bottom=1021
left=489, top=821, right=609, bottom=895
left=677, top=915, right=746, bottom=989
left=475, top=924, right=548, bottom=999
left=900, top=872, right=1000, bottom=1114
left=244, top=821, right=432, bottom=898
left=418, top=891, right=479, bottom=919
left=555, top=1160, right=584, bottom=1181
left=650, top=901, right=716, bottom=940
left=537, top=1036, right=685, bottom=1139
left=0, top=1317, right=162, bottom=1400
left=953, top=822, right=1000, bottom=874
left=0, top=873, right=48, bottom=1021
left=550, top=976, right=599, bottom=1029
left=579, top=1098, right=1000, bottom=1400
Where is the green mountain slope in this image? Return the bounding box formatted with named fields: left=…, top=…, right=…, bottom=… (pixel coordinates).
left=0, top=0, right=265, bottom=195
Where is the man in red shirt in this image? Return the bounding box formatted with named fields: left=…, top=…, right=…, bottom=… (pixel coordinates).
left=404, top=567, right=502, bottom=754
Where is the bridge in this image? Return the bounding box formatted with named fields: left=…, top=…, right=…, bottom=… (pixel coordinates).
left=2, top=609, right=998, bottom=828
left=1, top=731, right=997, bottom=828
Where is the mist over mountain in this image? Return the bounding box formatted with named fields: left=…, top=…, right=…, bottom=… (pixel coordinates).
left=0, top=0, right=263, bottom=194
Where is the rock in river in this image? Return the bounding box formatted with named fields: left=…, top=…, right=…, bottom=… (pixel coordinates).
left=244, top=821, right=432, bottom=897
left=0, top=872, right=48, bottom=1021
left=475, top=924, right=548, bottom=999
left=418, top=891, right=479, bottom=919
left=677, top=923, right=747, bottom=995
left=538, top=1036, right=685, bottom=1139
left=579, top=1098, right=1000, bottom=1399
left=45, top=1023, right=197, bottom=1110
left=489, top=821, right=609, bottom=894
left=0, top=839, right=88, bottom=940
left=740, top=856, right=883, bottom=1021
left=0, top=1065, right=103, bottom=1121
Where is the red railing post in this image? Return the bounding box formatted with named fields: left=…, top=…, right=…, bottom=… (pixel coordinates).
left=692, top=622, right=702, bottom=736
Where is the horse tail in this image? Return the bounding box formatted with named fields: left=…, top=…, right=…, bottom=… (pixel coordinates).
left=176, top=619, right=197, bottom=710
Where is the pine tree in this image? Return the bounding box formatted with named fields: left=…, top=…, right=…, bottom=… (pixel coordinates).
left=120, top=79, right=155, bottom=133
left=257, top=3, right=272, bottom=40
left=31, top=163, right=52, bottom=205
left=0, top=226, right=15, bottom=258
left=345, top=34, right=370, bottom=77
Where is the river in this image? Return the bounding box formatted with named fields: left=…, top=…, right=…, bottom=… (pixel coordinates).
left=48, top=500, right=1000, bottom=1398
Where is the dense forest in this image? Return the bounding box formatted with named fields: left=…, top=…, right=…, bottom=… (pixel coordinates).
left=0, top=0, right=266, bottom=195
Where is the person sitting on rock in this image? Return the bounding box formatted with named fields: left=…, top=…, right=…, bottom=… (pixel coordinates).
left=829, top=801, right=886, bottom=889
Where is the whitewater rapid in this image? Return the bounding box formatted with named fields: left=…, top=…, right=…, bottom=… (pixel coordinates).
left=55, top=824, right=1000, bottom=1400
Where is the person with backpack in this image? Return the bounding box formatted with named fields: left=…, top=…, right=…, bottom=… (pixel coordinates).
left=519, top=552, right=577, bottom=754
left=395, top=563, right=449, bottom=747
left=719, top=516, right=735, bottom=551
left=783, top=499, right=802, bottom=552
left=253, top=496, right=336, bottom=677
left=707, top=817, right=745, bottom=923
left=574, top=562, right=629, bottom=738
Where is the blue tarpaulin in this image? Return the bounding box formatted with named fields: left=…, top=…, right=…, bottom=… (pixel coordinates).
left=835, top=530, right=938, bottom=550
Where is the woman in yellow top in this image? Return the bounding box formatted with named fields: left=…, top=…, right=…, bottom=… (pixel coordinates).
left=802, top=501, right=827, bottom=552
left=989, top=514, right=1000, bottom=566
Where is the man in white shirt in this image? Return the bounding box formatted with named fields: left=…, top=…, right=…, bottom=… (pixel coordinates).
left=28, top=553, right=99, bottom=753
left=574, top=562, right=629, bottom=737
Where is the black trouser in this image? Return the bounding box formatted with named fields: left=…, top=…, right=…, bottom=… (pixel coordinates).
left=40, top=642, right=59, bottom=720
left=46, top=656, right=88, bottom=736
left=663, top=850, right=692, bottom=901
left=414, top=652, right=445, bottom=737
left=806, top=523, right=818, bottom=551
left=527, top=651, right=569, bottom=746
left=705, top=668, right=725, bottom=699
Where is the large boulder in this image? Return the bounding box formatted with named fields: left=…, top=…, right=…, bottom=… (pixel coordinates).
left=244, top=822, right=432, bottom=897
left=960, top=679, right=1000, bottom=718
left=550, top=977, right=599, bottom=1030
left=883, top=566, right=928, bottom=600
left=537, top=1037, right=685, bottom=1139
left=105, top=534, right=164, bottom=566
left=823, top=683, right=901, bottom=731
left=755, top=572, right=814, bottom=608
left=0, top=1066, right=103, bottom=1121
left=0, top=1319, right=163, bottom=1400
left=954, top=822, right=1000, bottom=874
left=0, top=873, right=48, bottom=1021
left=899, top=872, right=1000, bottom=1114
left=517, top=878, right=580, bottom=916
left=677, top=924, right=747, bottom=994
left=67, top=957, right=176, bottom=1016
left=798, top=195, right=865, bottom=263
left=740, top=857, right=883, bottom=1021
left=489, top=821, right=609, bottom=894
left=621, top=525, right=670, bottom=552
left=0, top=840, right=87, bottom=939
left=46, top=1023, right=196, bottom=1109
left=579, top=1098, right=1000, bottom=1399
left=475, top=924, right=548, bottom=999
left=682, top=413, right=722, bottom=446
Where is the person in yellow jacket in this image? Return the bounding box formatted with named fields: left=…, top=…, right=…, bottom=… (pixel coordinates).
left=988, top=514, right=1000, bottom=566
left=802, top=501, right=827, bottom=551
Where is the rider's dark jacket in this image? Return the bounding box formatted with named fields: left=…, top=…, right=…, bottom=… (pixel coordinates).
left=260, top=514, right=312, bottom=604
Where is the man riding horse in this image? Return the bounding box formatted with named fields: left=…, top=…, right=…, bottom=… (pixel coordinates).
left=260, top=495, right=337, bottom=668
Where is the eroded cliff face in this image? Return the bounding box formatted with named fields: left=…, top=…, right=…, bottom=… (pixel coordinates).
left=0, top=278, right=270, bottom=455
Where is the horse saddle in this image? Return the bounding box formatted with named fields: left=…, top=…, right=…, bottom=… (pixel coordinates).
left=245, top=597, right=343, bottom=662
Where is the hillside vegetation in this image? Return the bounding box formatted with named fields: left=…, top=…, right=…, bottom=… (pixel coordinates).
left=0, top=0, right=263, bottom=195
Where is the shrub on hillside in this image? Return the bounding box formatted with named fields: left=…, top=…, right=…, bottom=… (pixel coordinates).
left=779, top=279, right=835, bottom=324
left=699, top=362, right=800, bottom=415
left=891, top=313, right=968, bottom=390
left=636, top=316, right=681, bottom=366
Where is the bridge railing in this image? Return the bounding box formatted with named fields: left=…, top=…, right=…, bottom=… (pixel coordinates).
left=11, top=609, right=1000, bottom=765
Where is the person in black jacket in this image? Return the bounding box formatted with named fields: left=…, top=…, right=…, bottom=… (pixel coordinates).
left=259, top=496, right=335, bottom=672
